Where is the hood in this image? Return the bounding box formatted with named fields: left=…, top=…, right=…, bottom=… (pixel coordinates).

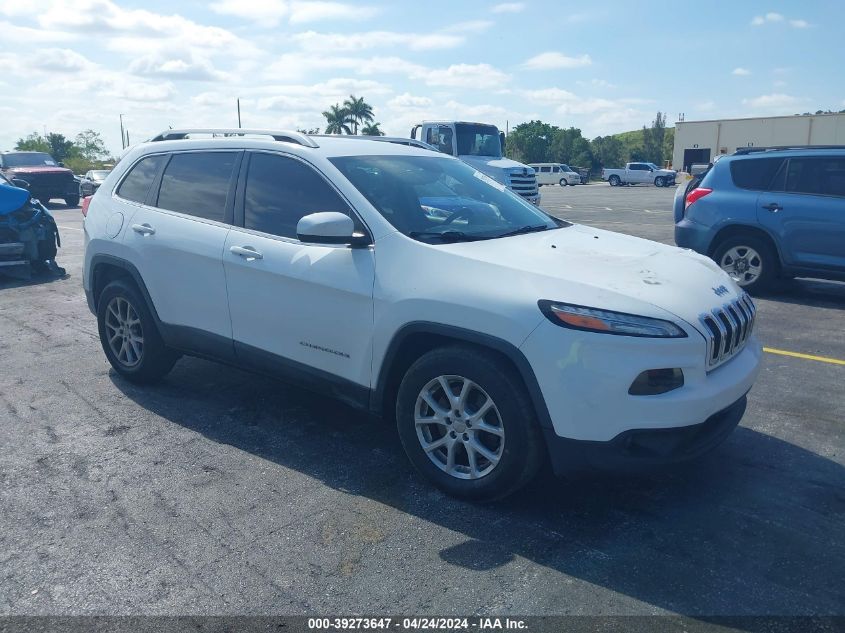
left=6, top=165, right=73, bottom=175
left=441, top=224, right=741, bottom=331
left=459, top=155, right=533, bottom=173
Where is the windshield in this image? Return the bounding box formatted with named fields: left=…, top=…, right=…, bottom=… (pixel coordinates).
left=3, top=152, right=58, bottom=167
left=330, top=155, right=566, bottom=244
left=646, top=163, right=660, bottom=170
left=560, top=164, right=572, bottom=172
left=455, top=124, right=502, bottom=158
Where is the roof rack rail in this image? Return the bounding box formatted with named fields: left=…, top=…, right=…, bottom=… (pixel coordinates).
left=734, top=145, right=845, bottom=155
left=148, top=128, right=319, bottom=148
left=309, top=135, right=438, bottom=151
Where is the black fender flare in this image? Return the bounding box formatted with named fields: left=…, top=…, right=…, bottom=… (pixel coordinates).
left=88, top=254, right=164, bottom=329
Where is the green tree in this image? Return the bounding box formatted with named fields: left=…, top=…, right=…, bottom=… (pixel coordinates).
left=15, top=132, right=52, bottom=153
left=642, top=111, right=667, bottom=165
left=46, top=133, right=76, bottom=162
left=360, top=122, right=384, bottom=136
left=322, top=104, right=353, bottom=134
left=342, top=95, right=374, bottom=135
left=589, top=135, right=624, bottom=170
left=505, top=120, right=559, bottom=163
left=74, top=129, right=108, bottom=162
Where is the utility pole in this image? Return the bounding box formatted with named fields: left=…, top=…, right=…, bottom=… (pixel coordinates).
left=237, top=99, right=242, bottom=128
left=119, top=114, right=126, bottom=149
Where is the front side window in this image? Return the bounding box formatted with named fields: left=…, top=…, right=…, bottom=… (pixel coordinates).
left=330, top=155, right=565, bottom=243
left=785, top=157, right=845, bottom=197
left=552, top=166, right=560, bottom=173
left=156, top=152, right=237, bottom=222
left=116, top=154, right=167, bottom=204
left=243, top=153, right=358, bottom=239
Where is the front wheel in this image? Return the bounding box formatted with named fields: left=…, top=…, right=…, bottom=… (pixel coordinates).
left=654, top=176, right=666, bottom=187
left=559, top=178, right=568, bottom=186
left=396, top=346, right=544, bottom=501
left=97, top=279, right=180, bottom=383
left=608, top=175, right=621, bottom=187
left=64, top=195, right=80, bottom=207
left=712, top=235, right=778, bottom=293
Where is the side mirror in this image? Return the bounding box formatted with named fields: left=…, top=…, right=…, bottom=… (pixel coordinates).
left=11, top=178, right=30, bottom=190
left=58, top=162, right=65, bottom=167
left=499, top=131, right=506, bottom=151
left=296, top=212, right=368, bottom=246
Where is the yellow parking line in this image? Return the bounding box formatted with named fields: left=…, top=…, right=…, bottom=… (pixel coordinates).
left=764, top=347, right=845, bottom=366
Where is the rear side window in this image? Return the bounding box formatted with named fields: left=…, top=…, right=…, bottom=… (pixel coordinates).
left=730, top=157, right=785, bottom=190
left=785, top=157, right=845, bottom=197
left=116, top=154, right=166, bottom=203
left=243, top=153, right=357, bottom=239
left=156, top=152, right=237, bottom=222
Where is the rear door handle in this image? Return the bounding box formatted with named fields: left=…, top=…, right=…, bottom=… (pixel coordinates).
left=761, top=203, right=783, bottom=212
left=131, top=223, right=155, bottom=235
left=230, top=245, right=263, bottom=260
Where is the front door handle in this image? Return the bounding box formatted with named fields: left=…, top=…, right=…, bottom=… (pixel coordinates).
left=131, top=223, right=155, bottom=235
left=761, top=203, right=783, bottom=212
left=230, top=245, right=263, bottom=260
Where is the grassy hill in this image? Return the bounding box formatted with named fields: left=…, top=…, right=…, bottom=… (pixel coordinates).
left=612, top=127, right=674, bottom=165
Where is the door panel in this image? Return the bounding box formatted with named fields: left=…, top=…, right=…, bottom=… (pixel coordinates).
left=224, top=231, right=375, bottom=386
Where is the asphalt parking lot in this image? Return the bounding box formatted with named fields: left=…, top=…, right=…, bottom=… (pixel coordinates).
left=1, top=185, right=843, bottom=620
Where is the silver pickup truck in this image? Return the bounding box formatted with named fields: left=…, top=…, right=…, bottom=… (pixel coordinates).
left=601, top=162, right=677, bottom=187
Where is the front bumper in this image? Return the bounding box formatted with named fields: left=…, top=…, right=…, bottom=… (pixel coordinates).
left=543, top=394, right=747, bottom=475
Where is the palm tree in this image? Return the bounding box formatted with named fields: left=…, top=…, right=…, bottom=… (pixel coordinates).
left=322, top=104, right=352, bottom=134
left=360, top=122, right=384, bottom=136
left=342, top=95, right=374, bottom=135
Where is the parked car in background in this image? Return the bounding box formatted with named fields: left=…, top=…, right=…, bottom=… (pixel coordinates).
left=602, top=162, right=677, bottom=187
left=83, top=127, right=760, bottom=500
left=529, top=163, right=582, bottom=186
left=675, top=146, right=845, bottom=292
left=0, top=151, right=79, bottom=206
left=78, top=169, right=111, bottom=197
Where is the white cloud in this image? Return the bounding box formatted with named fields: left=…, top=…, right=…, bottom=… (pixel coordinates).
left=292, top=30, right=463, bottom=52
left=422, top=64, right=510, bottom=90
left=30, top=49, right=94, bottom=73
left=492, top=3, right=525, bottom=13
left=732, top=67, right=751, bottom=76
left=290, top=2, right=379, bottom=24
left=742, top=93, right=806, bottom=110
left=522, top=51, right=592, bottom=70
left=576, top=78, right=614, bottom=88
left=751, top=12, right=810, bottom=28
left=388, top=93, right=433, bottom=109
left=210, top=0, right=289, bottom=25
left=129, top=51, right=227, bottom=82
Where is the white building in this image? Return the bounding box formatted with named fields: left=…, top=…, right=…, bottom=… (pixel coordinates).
left=673, top=112, right=845, bottom=172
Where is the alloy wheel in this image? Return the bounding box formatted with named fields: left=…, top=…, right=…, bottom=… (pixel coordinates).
left=104, top=296, right=144, bottom=367
left=414, top=375, right=505, bottom=480
left=719, top=245, right=762, bottom=286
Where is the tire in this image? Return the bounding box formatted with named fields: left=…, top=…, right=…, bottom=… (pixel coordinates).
left=654, top=176, right=665, bottom=187
left=97, top=279, right=179, bottom=383
left=608, top=175, right=621, bottom=186
left=64, top=195, right=80, bottom=207
left=559, top=178, right=568, bottom=186
left=711, top=234, right=778, bottom=293
left=395, top=345, right=544, bottom=501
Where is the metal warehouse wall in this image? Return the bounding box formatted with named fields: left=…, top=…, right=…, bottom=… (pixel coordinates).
left=672, top=113, right=845, bottom=171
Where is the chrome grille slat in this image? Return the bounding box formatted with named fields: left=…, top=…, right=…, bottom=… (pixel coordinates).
left=699, top=293, right=755, bottom=369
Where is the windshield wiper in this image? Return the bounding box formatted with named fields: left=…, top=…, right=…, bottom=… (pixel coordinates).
left=407, top=230, right=483, bottom=243
left=494, top=224, right=550, bottom=238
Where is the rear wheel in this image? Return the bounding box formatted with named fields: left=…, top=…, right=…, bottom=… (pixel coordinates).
left=608, top=175, right=621, bottom=187
left=97, top=279, right=179, bottom=383
left=396, top=346, right=543, bottom=501
left=64, top=195, right=80, bottom=207
left=712, top=234, right=778, bottom=293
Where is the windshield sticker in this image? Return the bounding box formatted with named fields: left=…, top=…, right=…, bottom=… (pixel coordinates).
left=44, top=160, right=56, bottom=165
left=473, top=170, right=506, bottom=192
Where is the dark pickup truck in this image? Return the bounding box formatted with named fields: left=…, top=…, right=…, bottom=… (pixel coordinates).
left=0, top=151, right=79, bottom=207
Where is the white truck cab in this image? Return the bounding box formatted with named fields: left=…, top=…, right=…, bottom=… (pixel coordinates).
left=411, top=121, right=540, bottom=205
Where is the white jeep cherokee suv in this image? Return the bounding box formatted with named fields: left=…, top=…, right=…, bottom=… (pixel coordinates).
left=83, top=129, right=762, bottom=500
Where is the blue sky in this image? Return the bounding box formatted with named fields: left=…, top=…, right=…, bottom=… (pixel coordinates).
left=1, top=0, right=843, bottom=155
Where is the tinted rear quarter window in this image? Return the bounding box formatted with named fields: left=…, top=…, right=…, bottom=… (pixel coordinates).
left=116, top=154, right=167, bottom=203
left=729, top=157, right=785, bottom=190
left=243, top=153, right=357, bottom=239
left=156, top=152, right=237, bottom=222
left=785, top=157, right=845, bottom=197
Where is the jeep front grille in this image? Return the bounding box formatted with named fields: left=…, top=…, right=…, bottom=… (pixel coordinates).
left=699, top=293, right=756, bottom=368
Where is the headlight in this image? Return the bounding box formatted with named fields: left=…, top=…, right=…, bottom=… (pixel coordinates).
left=538, top=300, right=687, bottom=338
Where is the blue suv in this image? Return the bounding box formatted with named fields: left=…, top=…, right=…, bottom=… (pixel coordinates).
left=674, top=147, right=845, bottom=293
